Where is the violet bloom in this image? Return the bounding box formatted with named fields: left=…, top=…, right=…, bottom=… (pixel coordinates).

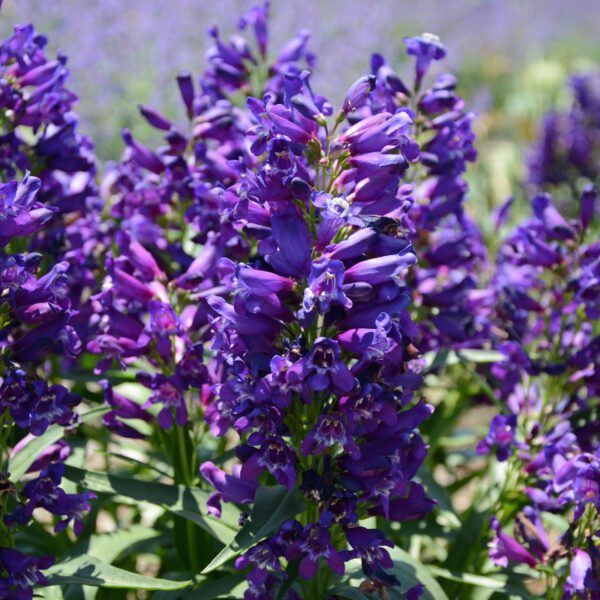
left=565, top=548, right=597, bottom=597
left=476, top=413, right=518, bottom=462
left=10, top=435, right=70, bottom=473
left=342, top=527, right=398, bottom=587
left=286, top=337, right=354, bottom=396
left=0, top=548, right=53, bottom=600
left=5, top=463, right=95, bottom=537
left=301, top=414, right=360, bottom=459
left=148, top=300, right=180, bottom=362
left=342, top=75, right=376, bottom=114
left=581, top=183, right=597, bottom=232
left=10, top=381, right=80, bottom=437
left=235, top=541, right=284, bottom=586
left=286, top=524, right=345, bottom=579
left=241, top=436, right=297, bottom=491
left=404, top=33, right=446, bottom=88
left=302, top=257, right=352, bottom=314
left=488, top=516, right=538, bottom=569
left=138, top=373, right=187, bottom=429
left=200, top=462, right=259, bottom=518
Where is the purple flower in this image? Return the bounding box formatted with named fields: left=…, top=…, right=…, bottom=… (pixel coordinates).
left=403, top=34, right=446, bottom=88
left=286, top=524, right=345, bottom=579
left=286, top=338, right=354, bottom=396
left=476, top=414, right=518, bottom=462
left=0, top=548, right=53, bottom=600
left=302, top=257, right=352, bottom=314
left=345, top=253, right=417, bottom=286
left=301, top=414, right=360, bottom=459
left=581, top=183, right=597, bottom=231
left=138, top=373, right=187, bottom=429
left=200, top=462, right=259, bottom=518
left=488, top=516, right=538, bottom=569
left=235, top=541, right=283, bottom=586
left=5, top=463, right=95, bottom=537
left=565, top=548, right=597, bottom=597
left=342, top=527, right=398, bottom=586
left=342, top=75, right=376, bottom=114
left=241, top=436, right=297, bottom=491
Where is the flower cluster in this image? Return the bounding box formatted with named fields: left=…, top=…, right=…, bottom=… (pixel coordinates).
left=476, top=188, right=600, bottom=597
left=529, top=71, right=600, bottom=189
left=190, top=11, right=486, bottom=597
left=360, top=36, right=488, bottom=352
left=88, top=1, right=319, bottom=443
left=0, top=23, right=97, bottom=599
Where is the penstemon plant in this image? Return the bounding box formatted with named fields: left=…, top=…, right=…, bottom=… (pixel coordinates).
left=0, top=2, right=598, bottom=600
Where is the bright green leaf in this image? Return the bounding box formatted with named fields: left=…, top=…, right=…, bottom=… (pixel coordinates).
left=44, top=555, right=190, bottom=590
left=63, top=466, right=238, bottom=544
left=201, top=486, right=306, bottom=574
left=423, top=349, right=505, bottom=372
left=9, top=407, right=109, bottom=480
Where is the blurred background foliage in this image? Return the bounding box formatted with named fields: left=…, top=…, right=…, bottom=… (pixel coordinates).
left=1, top=0, right=599, bottom=227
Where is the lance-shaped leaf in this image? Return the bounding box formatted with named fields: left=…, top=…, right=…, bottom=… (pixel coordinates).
left=63, top=466, right=238, bottom=544
left=201, top=485, right=306, bottom=574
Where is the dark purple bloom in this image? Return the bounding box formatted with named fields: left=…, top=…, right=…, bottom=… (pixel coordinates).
left=241, top=436, right=297, bottom=491
left=301, top=414, right=360, bottom=459
left=286, top=337, right=354, bottom=396
left=235, top=541, right=283, bottom=586
left=565, top=548, right=597, bottom=597
left=581, top=183, right=596, bottom=231
left=200, top=462, right=259, bottom=518
left=488, top=516, right=538, bottom=568
left=342, top=75, right=376, bottom=114
left=404, top=34, right=446, bottom=88
left=302, top=257, right=351, bottom=314
left=344, top=251, right=417, bottom=285
left=476, top=414, right=518, bottom=462
left=532, top=193, right=575, bottom=240
left=0, top=548, right=53, bottom=600
left=138, top=373, right=187, bottom=429
left=342, top=527, right=398, bottom=586
left=286, top=524, right=345, bottom=579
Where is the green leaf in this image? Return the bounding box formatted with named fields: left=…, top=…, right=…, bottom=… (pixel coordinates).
left=180, top=574, right=247, bottom=599
left=9, top=407, right=109, bottom=480
left=456, top=349, right=506, bottom=364
left=63, top=466, right=238, bottom=544
left=201, top=485, right=306, bottom=574
left=65, top=525, right=163, bottom=563
left=432, top=568, right=538, bottom=600
left=428, top=567, right=506, bottom=589
left=44, top=555, right=190, bottom=590
left=339, top=547, right=448, bottom=600
left=63, top=527, right=165, bottom=600
left=423, top=349, right=505, bottom=371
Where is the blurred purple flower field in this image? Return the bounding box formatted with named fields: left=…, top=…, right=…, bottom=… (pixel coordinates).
left=2, top=0, right=600, bottom=157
